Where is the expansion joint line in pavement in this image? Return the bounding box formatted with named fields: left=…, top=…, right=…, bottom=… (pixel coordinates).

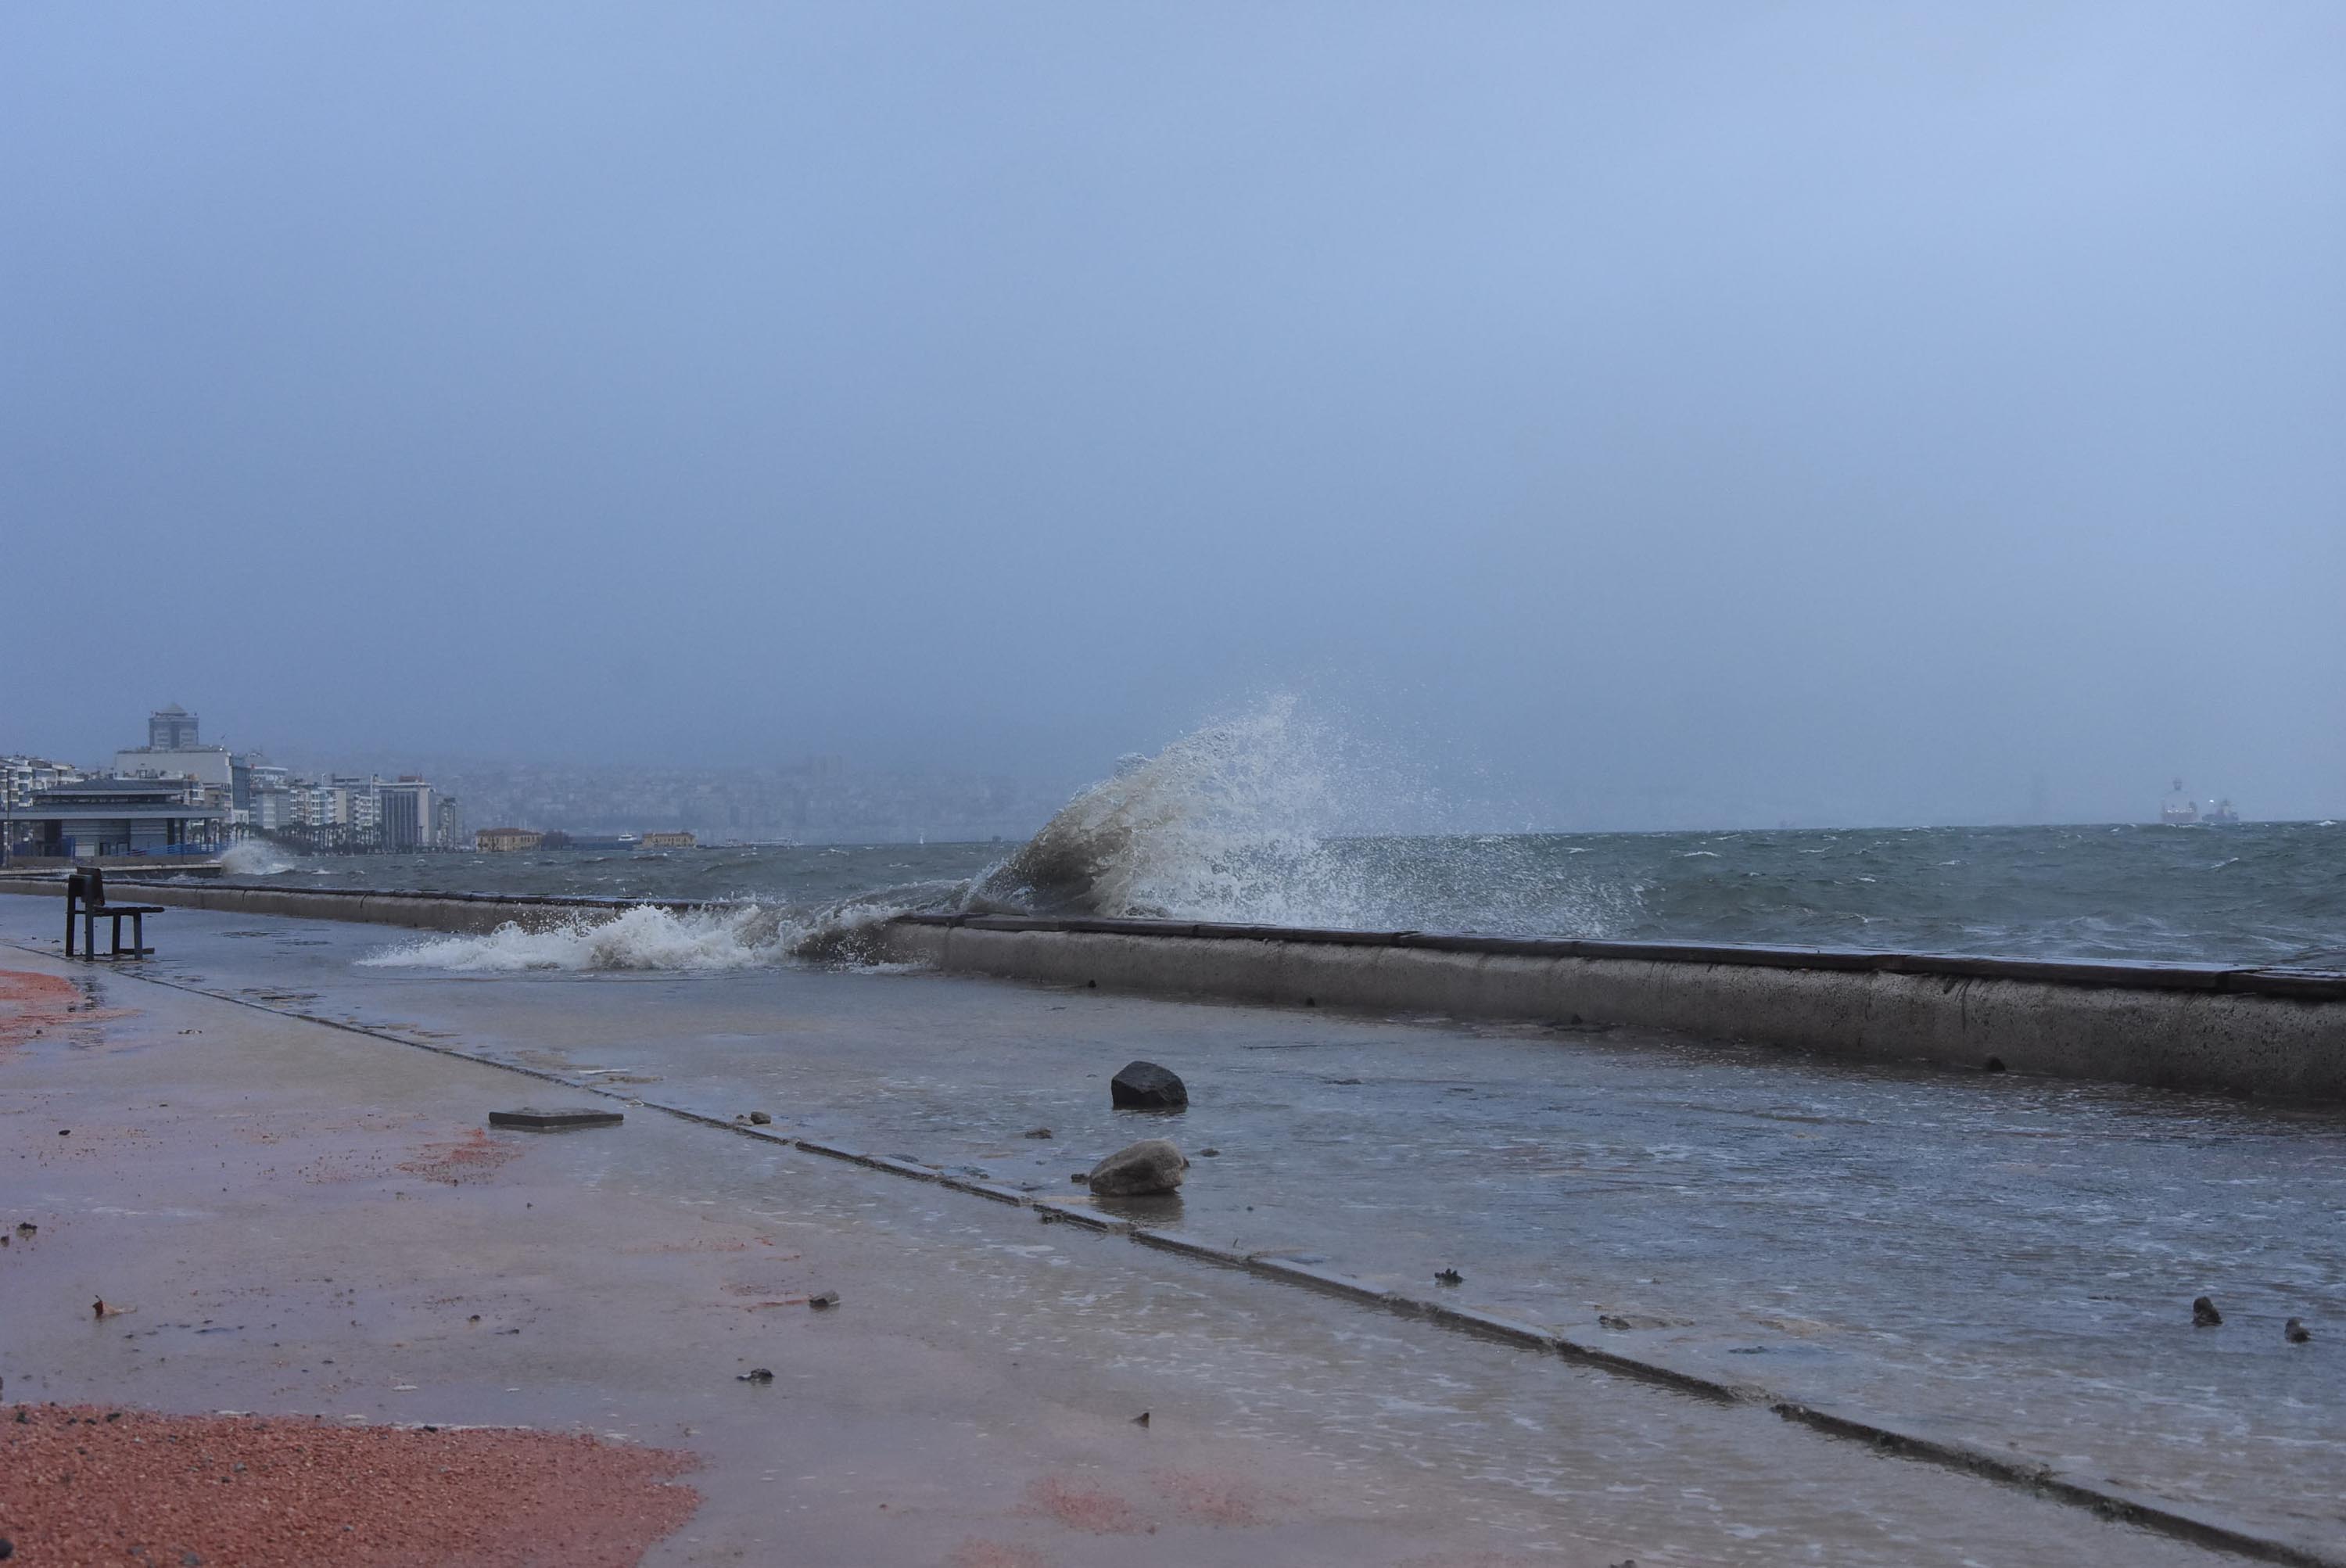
left=12, top=940, right=2337, bottom=1568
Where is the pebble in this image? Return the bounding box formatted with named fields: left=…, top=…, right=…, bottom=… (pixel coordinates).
left=2285, top=1318, right=2312, bottom=1344
left=2193, top=1295, right=2222, bottom=1328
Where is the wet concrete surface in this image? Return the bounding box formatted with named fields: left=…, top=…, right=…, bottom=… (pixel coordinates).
left=4, top=900, right=2342, bottom=1563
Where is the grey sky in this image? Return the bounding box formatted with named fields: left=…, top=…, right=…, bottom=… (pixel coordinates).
left=5, top=3, right=2341, bottom=828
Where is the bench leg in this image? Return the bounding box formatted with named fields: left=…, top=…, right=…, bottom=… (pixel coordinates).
left=65, top=902, right=76, bottom=957
left=83, top=910, right=95, bottom=961
left=132, top=912, right=145, bottom=956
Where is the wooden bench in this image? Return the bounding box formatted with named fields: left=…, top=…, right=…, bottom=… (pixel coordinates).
left=64, top=868, right=166, bottom=960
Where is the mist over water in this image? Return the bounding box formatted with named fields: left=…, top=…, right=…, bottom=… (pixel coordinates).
left=315, top=701, right=2346, bottom=973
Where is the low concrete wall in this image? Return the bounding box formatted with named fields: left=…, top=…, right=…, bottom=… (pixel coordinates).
left=881, top=915, right=2346, bottom=1103
left=0, top=877, right=687, bottom=936
left=9, top=879, right=2341, bottom=1101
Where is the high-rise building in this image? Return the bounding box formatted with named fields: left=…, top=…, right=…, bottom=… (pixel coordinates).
left=149, top=705, right=200, bottom=750
left=376, top=777, right=435, bottom=853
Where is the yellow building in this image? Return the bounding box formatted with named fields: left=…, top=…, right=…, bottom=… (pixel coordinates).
left=475, top=827, right=544, bottom=853
left=639, top=831, right=696, bottom=849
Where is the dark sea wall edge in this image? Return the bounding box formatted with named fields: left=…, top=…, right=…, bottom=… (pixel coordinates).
left=5, top=878, right=2342, bottom=1102
left=887, top=916, right=2346, bottom=1103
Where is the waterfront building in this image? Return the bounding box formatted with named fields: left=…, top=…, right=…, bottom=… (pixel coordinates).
left=116, top=705, right=234, bottom=791
left=9, top=776, right=227, bottom=860
left=477, top=827, right=544, bottom=852
left=640, top=831, right=697, bottom=849
left=3, top=756, right=86, bottom=813
left=376, top=777, right=436, bottom=853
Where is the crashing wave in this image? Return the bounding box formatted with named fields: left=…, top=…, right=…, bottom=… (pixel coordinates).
left=355, top=895, right=938, bottom=974
left=964, top=694, right=1376, bottom=924
left=357, top=694, right=1621, bottom=971
left=222, top=841, right=300, bottom=877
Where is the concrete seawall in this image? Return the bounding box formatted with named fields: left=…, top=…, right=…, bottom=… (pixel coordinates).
left=0, top=876, right=698, bottom=936
left=6, top=879, right=2342, bottom=1101
left=881, top=914, right=2346, bottom=1103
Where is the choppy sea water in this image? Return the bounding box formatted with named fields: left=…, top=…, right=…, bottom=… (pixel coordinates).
left=231, top=820, right=2346, bottom=971
left=211, top=700, right=2346, bottom=971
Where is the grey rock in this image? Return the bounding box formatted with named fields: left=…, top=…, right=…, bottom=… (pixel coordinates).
left=2285, top=1317, right=2312, bottom=1344
left=748, top=1111, right=772, bottom=1125
left=1110, top=1061, right=1187, bottom=1111
left=1087, top=1139, right=1189, bottom=1197
left=809, top=1290, right=840, bottom=1311
left=2193, top=1295, right=2222, bottom=1327
left=738, top=1367, right=774, bottom=1383
left=1023, top=1127, right=1053, bottom=1139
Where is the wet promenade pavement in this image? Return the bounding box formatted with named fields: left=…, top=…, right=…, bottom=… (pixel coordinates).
left=5, top=897, right=2342, bottom=1563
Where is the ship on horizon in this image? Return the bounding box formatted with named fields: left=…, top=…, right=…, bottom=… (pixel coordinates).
left=2161, top=780, right=2240, bottom=826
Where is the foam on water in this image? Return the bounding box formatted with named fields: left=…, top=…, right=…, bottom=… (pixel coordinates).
left=221, top=841, right=299, bottom=877
left=361, top=905, right=784, bottom=972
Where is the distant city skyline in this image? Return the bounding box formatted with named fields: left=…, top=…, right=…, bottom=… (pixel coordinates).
left=2, top=695, right=2316, bottom=844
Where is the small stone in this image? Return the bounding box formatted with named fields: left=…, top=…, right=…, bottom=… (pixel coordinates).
left=1087, top=1139, right=1189, bottom=1197
left=1131, top=1410, right=1150, bottom=1427
left=1071, top=1172, right=1089, bottom=1183
left=738, top=1368, right=774, bottom=1383
left=749, top=1111, right=772, bottom=1125
left=14, top=1222, right=34, bottom=1238
left=1196, top=1148, right=1221, bottom=1157
left=1023, top=1127, right=1053, bottom=1139
left=809, top=1290, right=841, bottom=1310
left=1435, top=1268, right=1464, bottom=1286
left=1110, top=1061, right=1188, bottom=1111
left=2285, top=1318, right=2312, bottom=1344
left=2193, top=1295, right=2222, bottom=1327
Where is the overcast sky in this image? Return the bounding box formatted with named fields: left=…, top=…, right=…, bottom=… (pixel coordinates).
left=5, top=3, right=2341, bottom=828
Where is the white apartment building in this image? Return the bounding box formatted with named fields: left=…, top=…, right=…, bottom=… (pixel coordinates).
left=2, top=756, right=87, bottom=813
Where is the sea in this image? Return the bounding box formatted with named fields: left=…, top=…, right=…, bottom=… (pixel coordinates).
left=210, top=702, right=2345, bottom=974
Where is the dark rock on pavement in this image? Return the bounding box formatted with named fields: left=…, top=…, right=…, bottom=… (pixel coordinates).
left=1087, top=1139, right=1189, bottom=1197
left=1110, top=1061, right=1187, bottom=1111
